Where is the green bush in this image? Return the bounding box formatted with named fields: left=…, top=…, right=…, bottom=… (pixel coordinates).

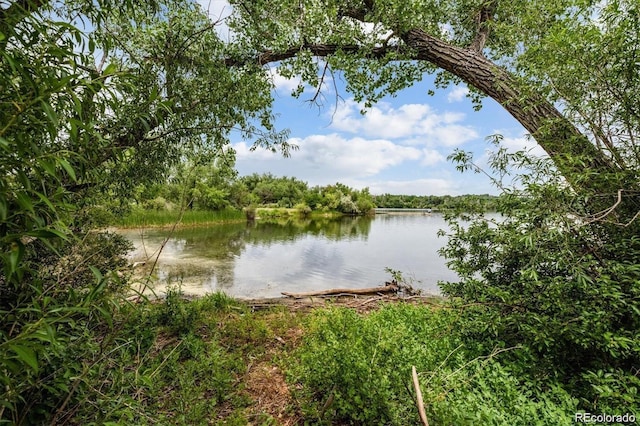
left=156, top=286, right=198, bottom=336
left=81, top=205, right=119, bottom=227
left=441, top=149, right=640, bottom=415
left=0, top=230, right=135, bottom=424
left=142, top=196, right=173, bottom=211
left=294, top=202, right=312, bottom=217
left=289, top=304, right=577, bottom=425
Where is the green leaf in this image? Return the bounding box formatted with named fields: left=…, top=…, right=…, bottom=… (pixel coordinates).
left=103, top=62, right=118, bottom=75
left=9, top=344, right=39, bottom=373
left=35, top=191, right=58, bottom=213
left=0, top=195, right=6, bottom=221
left=26, top=228, right=69, bottom=241
left=38, top=157, right=57, bottom=177
left=58, top=158, right=77, bottom=181
left=89, top=266, right=103, bottom=283
left=7, top=242, right=25, bottom=276
left=15, top=191, right=34, bottom=212
left=39, top=100, right=58, bottom=126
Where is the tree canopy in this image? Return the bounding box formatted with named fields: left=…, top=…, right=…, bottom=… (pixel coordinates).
left=227, top=0, right=640, bottom=215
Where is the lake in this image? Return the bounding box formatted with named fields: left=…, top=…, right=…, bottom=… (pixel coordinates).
left=119, top=213, right=460, bottom=299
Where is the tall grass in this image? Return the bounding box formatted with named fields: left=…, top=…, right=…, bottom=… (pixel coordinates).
left=118, top=208, right=245, bottom=228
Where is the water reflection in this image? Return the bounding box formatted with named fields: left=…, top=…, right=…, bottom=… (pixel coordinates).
left=120, top=214, right=456, bottom=299
left=244, top=215, right=372, bottom=243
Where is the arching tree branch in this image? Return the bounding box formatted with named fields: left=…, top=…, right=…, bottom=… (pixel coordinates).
left=225, top=28, right=621, bottom=195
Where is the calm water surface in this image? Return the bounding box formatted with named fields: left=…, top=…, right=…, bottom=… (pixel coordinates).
left=119, top=213, right=459, bottom=298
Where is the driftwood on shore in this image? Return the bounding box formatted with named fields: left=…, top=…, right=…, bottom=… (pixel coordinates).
left=281, top=282, right=399, bottom=299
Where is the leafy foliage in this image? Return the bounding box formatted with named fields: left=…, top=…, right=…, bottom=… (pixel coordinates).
left=373, top=193, right=499, bottom=211
left=3, top=0, right=640, bottom=423
left=124, top=171, right=377, bottom=218
left=290, top=304, right=578, bottom=425
left=0, top=0, right=286, bottom=422
left=440, top=148, right=640, bottom=414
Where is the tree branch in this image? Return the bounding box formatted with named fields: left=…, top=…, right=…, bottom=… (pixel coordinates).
left=225, top=43, right=399, bottom=67
left=230, top=25, right=633, bottom=205
left=309, top=61, right=331, bottom=105
left=469, top=1, right=496, bottom=54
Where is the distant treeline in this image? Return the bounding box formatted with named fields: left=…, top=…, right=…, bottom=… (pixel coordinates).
left=372, top=193, right=500, bottom=211
left=134, top=171, right=376, bottom=215
left=111, top=168, right=499, bottom=223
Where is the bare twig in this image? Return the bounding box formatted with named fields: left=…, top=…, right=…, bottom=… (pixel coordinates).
left=584, top=189, right=623, bottom=223
left=309, top=61, right=330, bottom=105
left=580, top=189, right=640, bottom=227
left=412, top=366, right=429, bottom=426
left=352, top=295, right=387, bottom=308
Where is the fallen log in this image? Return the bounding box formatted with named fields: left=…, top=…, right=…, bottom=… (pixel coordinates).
left=282, top=283, right=399, bottom=299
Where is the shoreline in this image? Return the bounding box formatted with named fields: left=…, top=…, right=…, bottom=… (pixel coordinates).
left=135, top=289, right=446, bottom=313
left=110, top=207, right=356, bottom=230
left=109, top=218, right=248, bottom=230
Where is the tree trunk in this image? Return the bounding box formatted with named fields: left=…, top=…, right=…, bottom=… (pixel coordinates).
left=402, top=29, right=622, bottom=192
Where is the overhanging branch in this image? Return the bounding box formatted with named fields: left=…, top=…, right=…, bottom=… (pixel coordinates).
left=225, top=43, right=405, bottom=67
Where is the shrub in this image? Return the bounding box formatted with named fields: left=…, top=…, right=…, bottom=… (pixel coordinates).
left=142, top=196, right=173, bottom=211
left=36, top=231, right=133, bottom=291
left=288, top=304, right=577, bottom=425
left=294, top=202, right=312, bottom=217
left=0, top=232, right=133, bottom=424
left=441, top=148, right=640, bottom=415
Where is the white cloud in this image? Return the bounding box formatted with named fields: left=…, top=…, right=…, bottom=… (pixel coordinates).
left=421, top=149, right=446, bottom=166
left=233, top=141, right=279, bottom=161
left=498, top=134, right=548, bottom=157
left=269, top=68, right=302, bottom=94
left=447, top=86, right=469, bottom=103
left=299, top=134, right=422, bottom=175
left=329, top=99, right=478, bottom=146
left=236, top=133, right=421, bottom=177
left=368, top=179, right=458, bottom=196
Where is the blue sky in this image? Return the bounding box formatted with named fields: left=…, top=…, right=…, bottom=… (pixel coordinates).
left=202, top=0, right=545, bottom=196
